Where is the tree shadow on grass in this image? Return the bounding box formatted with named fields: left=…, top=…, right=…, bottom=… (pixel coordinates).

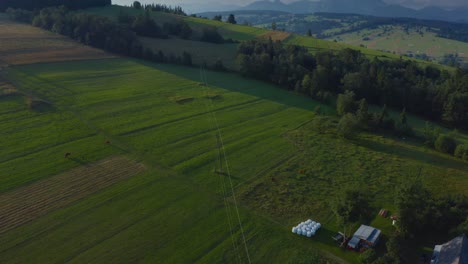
left=135, top=59, right=333, bottom=114
left=357, top=137, right=468, bottom=171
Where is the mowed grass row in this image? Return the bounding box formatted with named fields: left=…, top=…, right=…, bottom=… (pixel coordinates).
left=0, top=169, right=325, bottom=263
left=1, top=58, right=339, bottom=263
left=6, top=58, right=466, bottom=262
left=0, top=93, right=121, bottom=192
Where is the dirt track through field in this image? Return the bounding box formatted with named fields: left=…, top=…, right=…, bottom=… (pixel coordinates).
left=0, top=156, right=145, bottom=235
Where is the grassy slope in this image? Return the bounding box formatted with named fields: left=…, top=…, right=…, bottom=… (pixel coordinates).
left=0, top=7, right=466, bottom=263
left=329, top=26, right=468, bottom=64
left=1, top=57, right=467, bottom=263
left=86, top=6, right=442, bottom=70
left=0, top=58, right=340, bottom=263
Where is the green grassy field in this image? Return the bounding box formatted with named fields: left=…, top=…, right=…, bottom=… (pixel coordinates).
left=1, top=56, right=467, bottom=263
left=329, top=26, right=468, bottom=65
left=1, top=6, right=467, bottom=263
left=0, top=58, right=340, bottom=263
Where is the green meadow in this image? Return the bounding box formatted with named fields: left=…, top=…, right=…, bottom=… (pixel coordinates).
left=1, top=56, right=467, bottom=263
left=1, top=5, right=467, bottom=262
left=330, top=26, right=468, bottom=64
left=0, top=58, right=335, bottom=263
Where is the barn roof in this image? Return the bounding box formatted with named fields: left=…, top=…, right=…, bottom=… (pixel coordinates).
left=353, top=225, right=381, bottom=244
left=433, top=234, right=468, bottom=264
left=348, top=236, right=360, bottom=249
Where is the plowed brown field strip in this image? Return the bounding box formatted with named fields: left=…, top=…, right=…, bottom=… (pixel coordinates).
left=0, top=156, right=145, bottom=234
left=0, top=18, right=115, bottom=65
left=258, top=31, right=291, bottom=42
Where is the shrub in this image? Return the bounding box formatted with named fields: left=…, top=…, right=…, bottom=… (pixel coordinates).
left=200, top=27, right=224, bottom=44
left=454, top=144, right=468, bottom=160
left=337, top=113, right=359, bottom=139
left=423, top=122, right=440, bottom=148
left=336, top=90, right=356, bottom=116
left=434, top=134, right=457, bottom=155
left=359, top=248, right=377, bottom=264
left=212, top=58, right=226, bottom=71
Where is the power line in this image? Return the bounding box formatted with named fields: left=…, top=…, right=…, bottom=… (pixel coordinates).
left=200, top=66, right=252, bottom=264
left=198, top=66, right=242, bottom=264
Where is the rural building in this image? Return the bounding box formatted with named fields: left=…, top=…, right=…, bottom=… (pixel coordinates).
left=431, top=234, right=468, bottom=264
left=347, top=225, right=381, bottom=250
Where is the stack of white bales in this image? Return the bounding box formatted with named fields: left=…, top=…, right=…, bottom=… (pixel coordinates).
left=291, top=219, right=321, bottom=238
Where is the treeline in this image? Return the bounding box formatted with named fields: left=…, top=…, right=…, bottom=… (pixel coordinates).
left=397, top=178, right=468, bottom=239
left=0, top=0, right=110, bottom=11
left=6, top=7, right=194, bottom=66
left=7, top=7, right=232, bottom=70
left=117, top=11, right=191, bottom=39
left=334, top=91, right=468, bottom=161
left=133, top=2, right=186, bottom=16
left=117, top=9, right=231, bottom=44
left=237, top=40, right=468, bottom=130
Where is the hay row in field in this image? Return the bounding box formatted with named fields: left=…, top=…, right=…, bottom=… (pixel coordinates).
left=0, top=156, right=145, bottom=234
left=0, top=80, right=18, bottom=97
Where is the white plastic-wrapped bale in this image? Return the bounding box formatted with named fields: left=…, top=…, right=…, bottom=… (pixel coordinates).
left=316, top=223, right=321, bottom=229
left=292, top=227, right=297, bottom=233
left=307, top=231, right=312, bottom=237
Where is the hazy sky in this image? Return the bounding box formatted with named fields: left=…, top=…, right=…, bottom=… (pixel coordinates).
left=112, top=0, right=468, bottom=9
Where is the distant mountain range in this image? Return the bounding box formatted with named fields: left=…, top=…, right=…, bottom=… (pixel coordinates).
left=195, top=0, right=468, bottom=24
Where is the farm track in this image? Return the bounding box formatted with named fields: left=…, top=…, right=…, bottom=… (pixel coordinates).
left=0, top=156, right=145, bottom=235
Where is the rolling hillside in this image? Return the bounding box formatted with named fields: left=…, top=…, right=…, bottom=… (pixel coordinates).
left=198, top=11, right=468, bottom=68
left=86, top=5, right=441, bottom=71
left=1, top=7, right=468, bottom=264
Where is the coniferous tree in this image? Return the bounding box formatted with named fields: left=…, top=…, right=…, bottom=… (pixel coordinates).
left=227, top=14, right=237, bottom=24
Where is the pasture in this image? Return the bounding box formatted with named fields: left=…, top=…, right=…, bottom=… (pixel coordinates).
left=0, top=9, right=467, bottom=263
left=1, top=56, right=467, bottom=263
left=330, top=26, right=468, bottom=64
left=0, top=58, right=336, bottom=263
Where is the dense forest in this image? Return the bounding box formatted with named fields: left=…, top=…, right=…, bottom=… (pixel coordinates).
left=137, top=3, right=186, bottom=16
left=0, top=0, right=110, bottom=11
left=237, top=39, right=468, bottom=131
